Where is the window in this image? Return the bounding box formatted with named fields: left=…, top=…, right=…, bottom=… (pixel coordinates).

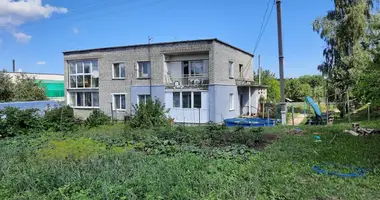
left=239, top=64, right=243, bottom=78
left=182, top=92, right=192, bottom=108
left=173, top=92, right=180, bottom=108
left=138, top=95, right=151, bottom=104
left=229, top=61, right=234, bottom=78
left=69, top=60, right=99, bottom=88
left=113, top=94, right=127, bottom=110
left=194, top=92, right=201, bottom=108
left=69, top=92, right=99, bottom=108
left=229, top=93, right=235, bottom=110
left=113, top=63, right=126, bottom=79
left=137, top=61, right=151, bottom=78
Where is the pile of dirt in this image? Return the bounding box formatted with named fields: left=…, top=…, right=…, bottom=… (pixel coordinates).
left=287, top=128, right=305, bottom=135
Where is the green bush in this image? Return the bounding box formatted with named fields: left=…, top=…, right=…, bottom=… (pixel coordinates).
left=43, top=105, right=82, bottom=132
left=84, top=109, right=111, bottom=129
left=0, top=107, right=43, bottom=138
left=128, top=98, right=170, bottom=129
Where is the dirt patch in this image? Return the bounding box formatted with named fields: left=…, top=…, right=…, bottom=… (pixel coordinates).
left=287, top=128, right=305, bottom=135
left=253, top=133, right=280, bottom=150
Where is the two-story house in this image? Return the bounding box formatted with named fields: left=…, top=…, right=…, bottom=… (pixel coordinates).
left=63, top=39, right=267, bottom=123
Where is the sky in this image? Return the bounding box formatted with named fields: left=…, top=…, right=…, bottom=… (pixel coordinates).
left=0, top=0, right=334, bottom=78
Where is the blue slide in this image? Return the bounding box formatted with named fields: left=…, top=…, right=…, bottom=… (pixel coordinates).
left=305, top=96, right=324, bottom=125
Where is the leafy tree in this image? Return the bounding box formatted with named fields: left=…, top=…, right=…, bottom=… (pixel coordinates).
left=355, top=13, right=380, bottom=106
left=254, top=70, right=280, bottom=102
left=0, top=70, right=15, bottom=102
left=13, top=73, right=47, bottom=101
left=285, top=79, right=312, bottom=101
left=313, top=0, right=373, bottom=113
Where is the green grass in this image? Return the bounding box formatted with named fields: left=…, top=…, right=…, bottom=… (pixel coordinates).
left=1, top=123, right=380, bottom=199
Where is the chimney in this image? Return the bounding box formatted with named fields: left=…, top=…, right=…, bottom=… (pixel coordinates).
left=12, top=59, right=15, bottom=72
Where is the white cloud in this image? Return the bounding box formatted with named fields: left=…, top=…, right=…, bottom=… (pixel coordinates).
left=73, top=27, right=79, bottom=34
left=36, top=61, right=46, bottom=65
left=0, top=0, right=68, bottom=42
left=13, top=31, right=32, bottom=43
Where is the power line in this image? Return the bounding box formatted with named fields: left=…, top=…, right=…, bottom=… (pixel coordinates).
left=241, top=0, right=275, bottom=78
left=253, top=0, right=275, bottom=54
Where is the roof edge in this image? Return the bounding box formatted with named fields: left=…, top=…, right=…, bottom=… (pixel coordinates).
left=63, top=38, right=254, bottom=57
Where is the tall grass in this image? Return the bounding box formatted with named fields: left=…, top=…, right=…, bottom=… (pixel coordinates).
left=0, top=122, right=380, bottom=199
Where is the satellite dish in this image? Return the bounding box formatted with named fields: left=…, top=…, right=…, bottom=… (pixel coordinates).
left=174, top=81, right=180, bottom=87
left=92, top=70, right=99, bottom=78
left=193, top=79, right=200, bottom=85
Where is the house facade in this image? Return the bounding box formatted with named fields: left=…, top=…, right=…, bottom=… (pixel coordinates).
left=63, top=39, right=267, bottom=123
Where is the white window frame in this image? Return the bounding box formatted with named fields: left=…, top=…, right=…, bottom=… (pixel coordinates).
left=68, top=60, right=99, bottom=89
left=229, top=93, right=235, bottom=111
left=229, top=61, right=234, bottom=79
left=172, top=91, right=202, bottom=109
left=112, top=93, right=127, bottom=111
left=68, top=92, right=100, bottom=109
left=112, top=62, right=126, bottom=80
left=137, top=94, right=151, bottom=104
left=137, top=61, right=151, bottom=78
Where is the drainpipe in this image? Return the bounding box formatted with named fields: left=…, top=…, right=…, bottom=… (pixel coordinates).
left=148, top=37, right=152, bottom=98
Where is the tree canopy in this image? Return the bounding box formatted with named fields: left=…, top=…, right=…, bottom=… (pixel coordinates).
left=0, top=70, right=47, bottom=102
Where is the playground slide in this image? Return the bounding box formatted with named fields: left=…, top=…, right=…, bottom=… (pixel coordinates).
left=305, top=96, right=322, bottom=118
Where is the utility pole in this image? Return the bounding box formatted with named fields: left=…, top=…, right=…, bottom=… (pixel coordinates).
left=347, top=89, right=351, bottom=123
left=276, top=0, right=286, bottom=125
left=258, top=55, right=261, bottom=85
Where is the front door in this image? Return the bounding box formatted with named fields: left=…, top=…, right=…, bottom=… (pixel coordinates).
left=239, top=94, right=244, bottom=116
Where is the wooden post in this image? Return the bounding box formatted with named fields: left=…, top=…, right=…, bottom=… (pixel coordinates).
left=292, top=104, right=294, bottom=126
left=347, top=90, right=351, bottom=123
left=110, top=103, right=114, bottom=122
left=368, top=103, right=371, bottom=122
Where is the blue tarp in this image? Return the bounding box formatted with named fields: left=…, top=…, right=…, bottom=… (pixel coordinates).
left=0, top=100, right=61, bottom=115
left=305, top=96, right=322, bottom=117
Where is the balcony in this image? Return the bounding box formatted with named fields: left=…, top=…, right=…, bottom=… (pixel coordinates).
left=165, top=74, right=209, bottom=89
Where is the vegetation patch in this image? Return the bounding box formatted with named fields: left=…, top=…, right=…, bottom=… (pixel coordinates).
left=37, top=138, right=124, bottom=160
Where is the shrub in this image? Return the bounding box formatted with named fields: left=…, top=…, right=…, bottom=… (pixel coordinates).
left=129, top=98, right=170, bottom=129
left=0, top=107, right=43, bottom=138
left=84, top=109, right=111, bottom=129
left=43, top=106, right=82, bottom=132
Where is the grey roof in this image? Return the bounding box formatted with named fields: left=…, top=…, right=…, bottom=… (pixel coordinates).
left=63, top=38, right=253, bottom=57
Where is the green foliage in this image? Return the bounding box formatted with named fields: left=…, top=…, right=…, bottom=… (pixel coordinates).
left=13, top=73, right=47, bottom=101
left=129, top=98, right=170, bottom=129
left=254, top=69, right=280, bottom=102
left=285, top=79, right=312, bottom=101
left=84, top=109, right=111, bottom=129
left=37, top=138, right=123, bottom=160
left=43, top=105, right=82, bottom=132
left=0, top=107, right=43, bottom=138
left=0, top=70, right=14, bottom=102
left=313, top=0, right=373, bottom=112
left=1, top=123, right=380, bottom=199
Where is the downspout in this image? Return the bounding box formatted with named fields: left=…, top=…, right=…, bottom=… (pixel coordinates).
left=148, top=37, right=152, bottom=98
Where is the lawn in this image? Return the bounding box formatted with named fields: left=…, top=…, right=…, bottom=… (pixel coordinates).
left=1, top=122, right=380, bottom=199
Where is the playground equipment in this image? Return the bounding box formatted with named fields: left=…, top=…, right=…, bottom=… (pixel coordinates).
left=304, top=96, right=333, bottom=125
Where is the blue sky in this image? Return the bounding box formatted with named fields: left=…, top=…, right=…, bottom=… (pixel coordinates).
left=0, top=0, right=333, bottom=77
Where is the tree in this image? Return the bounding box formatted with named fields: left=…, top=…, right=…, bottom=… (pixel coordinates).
left=13, top=73, right=47, bottom=101
left=313, top=0, right=373, bottom=114
left=355, top=13, right=380, bottom=106
left=285, top=79, right=312, bottom=101
left=0, top=70, right=14, bottom=102
left=254, top=70, right=280, bottom=102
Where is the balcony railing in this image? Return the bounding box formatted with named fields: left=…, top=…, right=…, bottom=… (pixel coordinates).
left=165, top=74, right=209, bottom=88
